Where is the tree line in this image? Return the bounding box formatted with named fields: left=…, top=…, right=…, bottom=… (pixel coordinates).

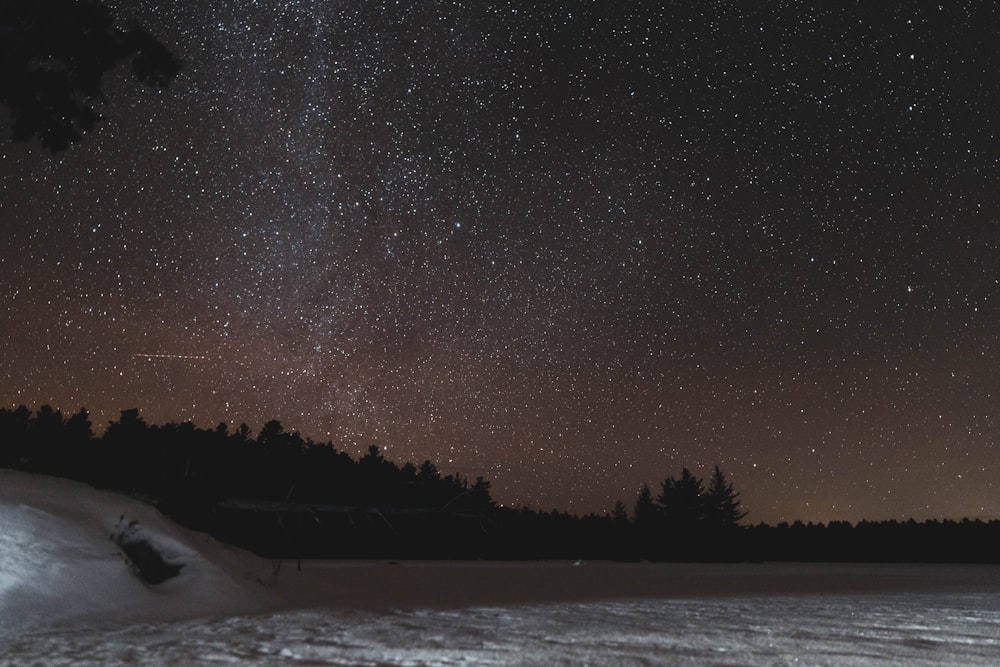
left=0, top=404, right=493, bottom=514
left=1, top=404, right=998, bottom=562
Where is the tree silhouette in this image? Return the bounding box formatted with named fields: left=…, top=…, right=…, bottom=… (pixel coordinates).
left=256, top=419, right=287, bottom=449
left=468, top=476, right=495, bottom=512
left=0, top=405, right=31, bottom=467
left=611, top=499, right=629, bottom=523
left=64, top=408, right=94, bottom=444
left=656, top=467, right=705, bottom=528
left=704, top=465, right=748, bottom=527
left=26, top=404, right=65, bottom=472
left=101, top=408, right=149, bottom=489
left=1, top=0, right=180, bottom=151
left=633, top=482, right=657, bottom=527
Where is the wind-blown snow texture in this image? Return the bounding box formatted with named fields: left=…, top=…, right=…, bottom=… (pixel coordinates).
left=1, top=470, right=998, bottom=665
left=0, top=470, right=269, bottom=638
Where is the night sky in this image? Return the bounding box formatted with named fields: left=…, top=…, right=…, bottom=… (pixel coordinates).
left=2, top=1, right=999, bottom=524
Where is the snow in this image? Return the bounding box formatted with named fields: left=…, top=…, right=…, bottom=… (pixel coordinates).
left=2, top=469, right=999, bottom=665
left=0, top=470, right=272, bottom=638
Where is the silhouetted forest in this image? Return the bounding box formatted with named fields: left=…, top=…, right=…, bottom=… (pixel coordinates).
left=2, top=405, right=998, bottom=563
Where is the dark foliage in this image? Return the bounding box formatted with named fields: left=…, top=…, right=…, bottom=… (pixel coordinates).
left=705, top=466, right=749, bottom=527
left=1, top=404, right=998, bottom=563
left=657, top=467, right=707, bottom=527
left=0, top=0, right=180, bottom=151
left=629, top=466, right=749, bottom=561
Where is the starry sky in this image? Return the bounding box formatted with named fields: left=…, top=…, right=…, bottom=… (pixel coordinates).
left=2, top=1, right=999, bottom=524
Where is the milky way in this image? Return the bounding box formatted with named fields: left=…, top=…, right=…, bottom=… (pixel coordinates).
left=2, top=2, right=999, bottom=522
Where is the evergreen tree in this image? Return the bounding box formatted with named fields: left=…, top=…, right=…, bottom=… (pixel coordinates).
left=0, top=405, right=30, bottom=467
left=102, top=408, right=149, bottom=489
left=257, top=420, right=286, bottom=449
left=611, top=499, right=629, bottom=523
left=65, top=408, right=93, bottom=444
left=704, top=466, right=748, bottom=527
left=656, top=467, right=705, bottom=527
left=468, top=476, right=495, bottom=512
left=633, top=482, right=657, bottom=526
left=27, top=404, right=64, bottom=471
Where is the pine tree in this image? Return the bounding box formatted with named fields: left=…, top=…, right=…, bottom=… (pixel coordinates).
left=656, top=467, right=705, bottom=527
left=704, top=466, right=747, bottom=527
left=633, top=483, right=657, bottom=527
left=611, top=499, right=629, bottom=523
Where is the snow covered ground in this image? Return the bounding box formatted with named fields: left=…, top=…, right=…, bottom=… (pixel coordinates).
left=0, top=470, right=274, bottom=639
left=5, top=592, right=998, bottom=666
left=2, top=470, right=998, bottom=665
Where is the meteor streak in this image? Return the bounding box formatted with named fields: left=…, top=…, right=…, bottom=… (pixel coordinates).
left=131, top=353, right=210, bottom=361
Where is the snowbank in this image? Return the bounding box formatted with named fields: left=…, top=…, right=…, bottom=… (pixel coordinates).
left=0, top=470, right=274, bottom=637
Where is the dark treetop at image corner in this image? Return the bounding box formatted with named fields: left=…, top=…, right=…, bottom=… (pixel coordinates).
left=1, top=0, right=180, bottom=151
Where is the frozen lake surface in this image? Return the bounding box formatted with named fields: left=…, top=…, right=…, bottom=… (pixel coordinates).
left=2, top=470, right=998, bottom=665
left=3, top=589, right=999, bottom=666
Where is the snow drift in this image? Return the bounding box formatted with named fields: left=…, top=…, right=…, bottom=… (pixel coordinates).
left=0, top=470, right=272, bottom=638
